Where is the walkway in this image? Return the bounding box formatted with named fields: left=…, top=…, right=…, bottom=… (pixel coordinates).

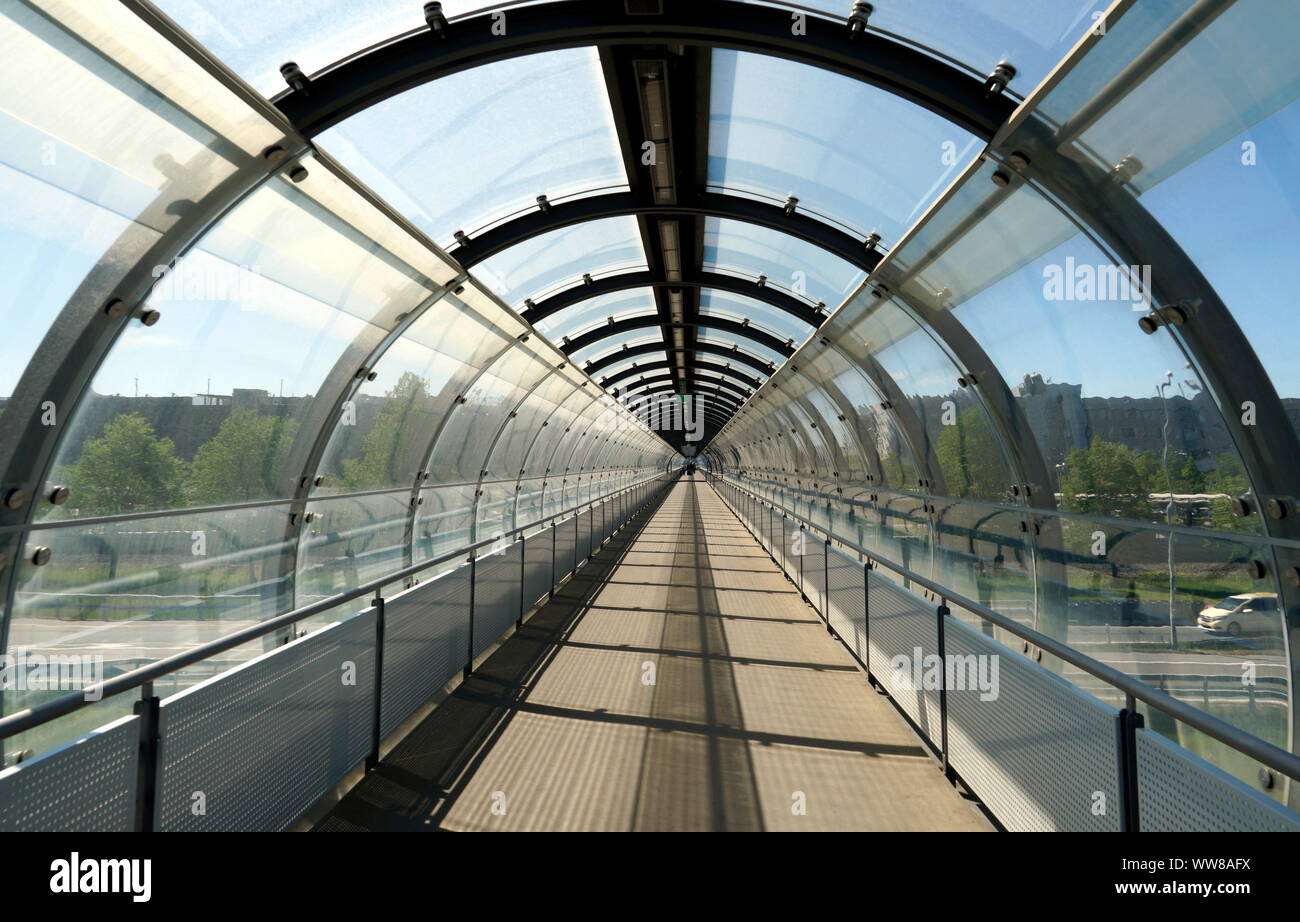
left=314, top=481, right=990, bottom=832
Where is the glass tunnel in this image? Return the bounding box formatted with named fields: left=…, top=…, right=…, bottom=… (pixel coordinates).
left=0, top=0, right=1298, bottom=838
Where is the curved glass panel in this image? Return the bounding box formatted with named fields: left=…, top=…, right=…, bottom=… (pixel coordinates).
left=697, top=289, right=812, bottom=345
left=570, top=332, right=663, bottom=366
left=696, top=331, right=785, bottom=368
left=703, top=218, right=866, bottom=310
left=313, top=287, right=526, bottom=493
left=425, top=341, right=555, bottom=484
left=152, top=0, right=487, bottom=95
left=317, top=48, right=627, bottom=247
left=745, top=0, right=1101, bottom=90
left=533, top=288, right=657, bottom=341
left=709, top=50, right=979, bottom=243
left=0, top=0, right=283, bottom=406
left=475, top=216, right=648, bottom=307
left=44, top=153, right=454, bottom=519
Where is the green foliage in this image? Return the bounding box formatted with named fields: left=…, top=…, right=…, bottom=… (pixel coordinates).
left=188, top=408, right=299, bottom=505
left=1061, top=441, right=1257, bottom=532
left=63, top=413, right=187, bottom=515
left=935, top=406, right=1008, bottom=500
left=343, top=371, right=435, bottom=490
left=1060, top=441, right=1152, bottom=520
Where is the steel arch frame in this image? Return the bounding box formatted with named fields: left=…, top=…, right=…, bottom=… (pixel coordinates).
left=522, top=270, right=825, bottom=329
left=561, top=314, right=793, bottom=358
left=583, top=340, right=776, bottom=377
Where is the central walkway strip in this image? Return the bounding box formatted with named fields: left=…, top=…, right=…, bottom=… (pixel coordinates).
left=315, top=481, right=990, bottom=831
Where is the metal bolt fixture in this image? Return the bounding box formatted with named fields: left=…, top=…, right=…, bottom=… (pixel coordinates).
left=454, top=230, right=470, bottom=247
left=314, top=475, right=325, bottom=488
left=280, top=62, right=309, bottom=93
left=104, top=298, right=127, bottom=319
left=1230, top=494, right=1255, bottom=517
left=984, top=61, right=1016, bottom=96
left=29, top=545, right=52, bottom=566
left=1007, top=151, right=1031, bottom=170
left=367, top=371, right=378, bottom=382
left=424, top=2, right=448, bottom=35
left=991, top=169, right=1012, bottom=187
left=288, top=165, right=309, bottom=183
left=1109, top=154, right=1143, bottom=185
left=1265, top=496, right=1295, bottom=520
left=536, top=194, right=551, bottom=213
left=783, top=195, right=799, bottom=217
left=1259, top=768, right=1276, bottom=790
left=48, top=485, right=70, bottom=505
left=4, top=488, right=30, bottom=510
left=138, top=309, right=161, bottom=326
left=1138, top=303, right=1191, bottom=334
left=1247, top=558, right=1268, bottom=580
left=864, top=231, right=881, bottom=252
left=847, top=1, right=873, bottom=37
left=263, top=145, right=288, bottom=164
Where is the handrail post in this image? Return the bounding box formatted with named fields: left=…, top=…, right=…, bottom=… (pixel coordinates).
left=549, top=519, right=557, bottom=599
left=863, top=560, right=873, bottom=682
left=517, top=535, right=526, bottom=628
left=464, top=552, right=477, bottom=679
left=366, top=590, right=385, bottom=771
left=936, top=601, right=954, bottom=782
left=1117, top=693, right=1144, bottom=831
left=823, top=535, right=832, bottom=635
left=132, top=681, right=161, bottom=832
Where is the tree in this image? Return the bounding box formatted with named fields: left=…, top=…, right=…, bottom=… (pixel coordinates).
left=935, top=406, right=1009, bottom=500
left=342, top=372, right=435, bottom=490
left=63, top=413, right=187, bottom=515
left=188, top=408, right=299, bottom=505
left=1059, top=440, right=1149, bottom=521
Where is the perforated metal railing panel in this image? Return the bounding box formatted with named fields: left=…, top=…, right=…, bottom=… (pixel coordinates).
left=523, top=528, right=554, bottom=610
left=379, top=569, right=470, bottom=737
left=826, top=545, right=867, bottom=665
left=155, top=609, right=376, bottom=831
left=473, top=542, right=523, bottom=659
left=576, top=509, right=592, bottom=562
left=554, top=516, right=576, bottom=582
left=1135, top=727, right=1300, bottom=831
left=800, top=532, right=827, bottom=615
left=942, top=617, right=1122, bottom=832
left=0, top=714, right=139, bottom=831
left=867, top=570, right=942, bottom=740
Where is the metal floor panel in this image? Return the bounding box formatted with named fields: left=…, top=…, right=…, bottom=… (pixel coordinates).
left=315, top=481, right=989, bottom=832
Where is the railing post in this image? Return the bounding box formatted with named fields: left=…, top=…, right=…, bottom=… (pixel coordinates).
left=367, top=591, right=385, bottom=771
left=936, top=601, right=954, bottom=782
left=823, top=536, right=832, bottom=635
left=549, top=520, right=557, bottom=598
left=132, top=682, right=161, bottom=832
left=863, top=560, right=872, bottom=681
left=517, top=535, right=526, bottom=628
left=464, top=552, right=477, bottom=679
left=1116, top=693, right=1144, bottom=831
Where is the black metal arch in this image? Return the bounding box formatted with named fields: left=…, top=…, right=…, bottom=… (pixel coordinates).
left=619, top=372, right=752, bottom=403
left=523, top=270, right=825, bottom=328
left=272, top=0, right=1013, bottom=141
left=562, top=314, right=793, bottom=357
left=601, top=360, right=761, bottom=391
left=583, top=340, right=776, bottom=377
left=446, top=192, right=880, bottom=275
left=628, top=383, right=744, bottom=417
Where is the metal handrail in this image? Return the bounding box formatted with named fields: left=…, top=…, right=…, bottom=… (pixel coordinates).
left=0, top=475, right=669, bottom=742
left=711, top=475, right=1300, bottom=785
